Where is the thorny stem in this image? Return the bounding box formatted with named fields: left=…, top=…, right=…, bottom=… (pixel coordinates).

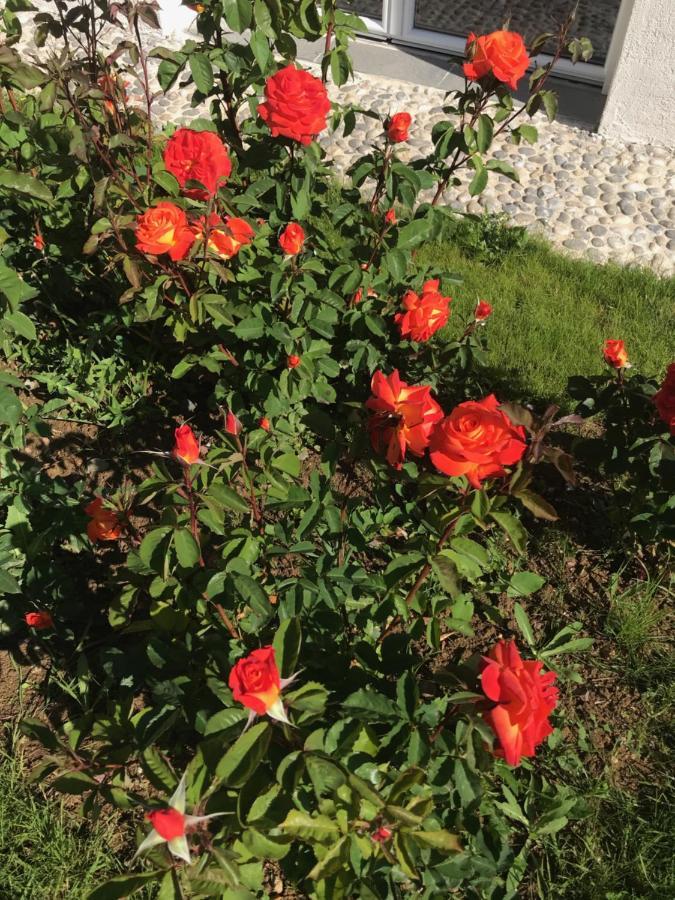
left=322, top=14, right=335, bottom=82
left=234, top=433, right=263, bottom=528
left=214, top=23, right=244, bottom=152
left=404, top=507, right=467, bottom=607
left=132, top=16, right=154, bottom=182
left=183, top=467, right=205, bottom=567
left=369, top=142, right=392, bottom=214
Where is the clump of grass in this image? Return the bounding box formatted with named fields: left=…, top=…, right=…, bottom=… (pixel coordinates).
left=418, top=224, right=674, bottom=403
left=606, top=573, right=672, bottom=660
left=0, top=749, right=130, bottom=900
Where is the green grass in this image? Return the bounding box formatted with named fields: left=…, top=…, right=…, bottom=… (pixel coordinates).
left=418, top=228, right=674, bottom=403
left=0, top=749, right=125, bottom=899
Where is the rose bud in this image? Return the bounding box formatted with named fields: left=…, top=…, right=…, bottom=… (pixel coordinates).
left=259, top=417, right=271, bottom=431
left=603, top=339, right=630, bottom=369
left=385, top=112, right=411, bottom=143
left=173, top=424, right=201, bottom=465
left=287, top=354, right=301, bottom=369
left=33, top=233, right=45, bottom=251
left=372, top=826, right=392, bottom=843
left=225, top=410, right=242, bottom=436
left=24, top=611, right=54, bottom=630
left=384, top=208, right=397, bottom=225
left=279, top=222, right=305, bottom=256
left=134, top=773, right=225, bottom=864
left=475, top=300, right=493, bottom=322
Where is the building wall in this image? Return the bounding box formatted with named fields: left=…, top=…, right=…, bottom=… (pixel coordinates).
left=599, top=0, right=675, bottom=146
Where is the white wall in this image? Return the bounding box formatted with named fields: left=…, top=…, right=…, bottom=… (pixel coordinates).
left=600, top=0, right=675, bottom=146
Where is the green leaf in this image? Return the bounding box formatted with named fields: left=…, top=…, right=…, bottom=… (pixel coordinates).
left=343, top=688, right=402, bottom=722
left=279, top=810, right=339, bottom=842
left=396, top=218, right=432, bottom=249
left=485, top=159, right=520, bottom=183
left=51, top=771, right=98, bottom=794
left=139, top=526, right=172, bottom=572
left=216, top=721, right=270, bottom=786
left=490, top=511, right=527, bottom=553
left=476, top=114, right=493, bottom=153
left=409, top=829, right=462, bottom=852
left=272, top=453, right=301, bottom=478
left=233, top=574, right=271, bottom=619
left=250, top=31, right=271, bottom=72
left=508, top=572, right=546, bottom=597
left=273, top=617, right=301, bottom=677
left=517, top=124, right=538, bottom=144
left=284, top=681, right=328, bottom=714
left=468, top=166, right=488, bottom=197
left=140, top=747, right=178, bottom=792
left=241, top=827, right=291, bottom=860
left=0, top=387, right=22, bottom=426
left=513, top=601, right=536, bottom=648
left=189, top=54, right=214, bottom=93
left=0, top=168, right=53, bottom=202
left=86, top=872, right=163, bottom=900
left=516, top=489, right=558, bottom=521
left=223, top=0, right=252, bottom=30
left=207, top=480, right=249, bottom=514
left=540, top=90, right=558, bottom=122
left=204, top=708, right=248, bottom=736
left=308, top=835, right=349, bottom=880
left=173, top=528, right=201, bottom=568
left=4, top=310, right=36, bottom=340
left=0, top=568, right=21, bottom=594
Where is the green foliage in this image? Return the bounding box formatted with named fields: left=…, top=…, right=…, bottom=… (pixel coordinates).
left=0, top=2, right=670, bottom=899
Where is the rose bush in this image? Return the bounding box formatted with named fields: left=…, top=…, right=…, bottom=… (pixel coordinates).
left=0, top=1, right=670, bottom=898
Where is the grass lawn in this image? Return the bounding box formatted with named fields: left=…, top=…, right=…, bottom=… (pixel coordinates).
left=0, top=748, right=122, bottom=899
left=419, top=225, right=674, bottom=403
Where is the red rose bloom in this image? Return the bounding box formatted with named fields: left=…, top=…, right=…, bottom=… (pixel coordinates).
left=429, top=394, right=526, bottom=489
left=279, top=223, right=305, bottom=255
left=386, top=112, right=411, bottom=143
left=394, top=278, right=451, bottom=342
left=480, top=639, right=558, bottom=766
left=475, top=300, right=493, bottom=321
left=25, top=611, right=54, bottom=630
left=148, top=808, right=186, bottom=841
left=287, top=354, right=301, bottom=369
left=163, top=128, right=232, bottom=199
left=464, top=30, right=530, bottom=91
left=85, top=497, right=122, bottom=542
left=366, top=369, right=443, bottom=469
left=136, top=203, right=195, bottom=261
left=654, top=362, right=675, bottom=435
left=603, top=339, right=630, bottom=369
left=192, top=214, right=254, bottom=260
left=258, top=65, right=331, bottom=145
left=174, top=424, right=200, bottom=465
left=229, top=646, right=281, bottom=715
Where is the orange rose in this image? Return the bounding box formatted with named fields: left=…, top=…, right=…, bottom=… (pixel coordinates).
left=480, top=639, right=558, bottom=766
left=603, top=339, right=630, bottom=369
left=173, top=424, right=200, bottom=464
left=475, top=300, right=492, bottom=321
left=366, top=369, right=444, bottom=469
left=394, top=278, right=451, bottom=342
left=654, top=362, right=675, bottom=436
left=279, top=222, right=305, bottom=255
left=85, top=497, right=122, bottom=542
left=386, top=112, right=411, bottom=143
left=192, top=214, right=254, bottom=259
left=163, top=128, right=232, bottom=199
left=229, top=646, right=295, bottom=723
left=429, top=394, right=526, bottom=488
left=258, top=65, right=331, bottom=145
left=25, top=611, right=54, bottom=630
left=136, top=203, right=195, bottom=261
left=464, top=30, right=530, bottom=91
